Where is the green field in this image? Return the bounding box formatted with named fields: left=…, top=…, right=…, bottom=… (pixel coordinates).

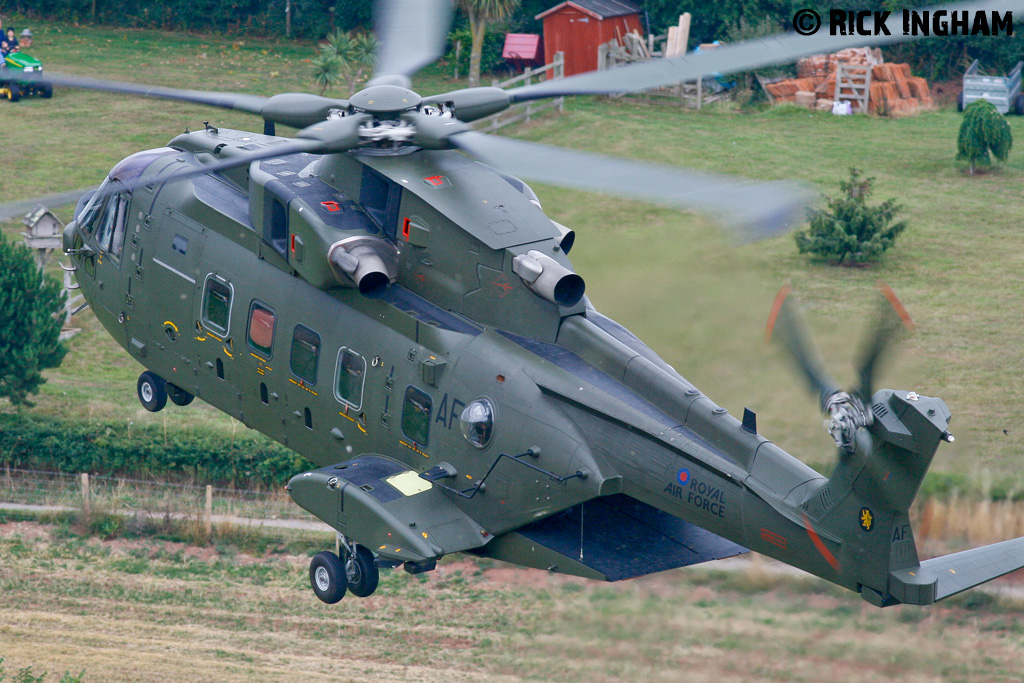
left=3, top=521, right=1024, bottom=682
left=3, top=20, right=1024, bottom=489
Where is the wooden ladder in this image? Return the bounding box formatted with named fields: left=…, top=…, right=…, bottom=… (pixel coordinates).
left=836, top=62, right=872, bottom=113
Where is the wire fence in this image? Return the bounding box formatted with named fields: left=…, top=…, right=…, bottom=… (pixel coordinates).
left=4, top=466, right=1024, bottom=553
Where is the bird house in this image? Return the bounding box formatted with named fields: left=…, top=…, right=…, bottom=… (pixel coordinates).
left=22, top=205, right=64, bottom=268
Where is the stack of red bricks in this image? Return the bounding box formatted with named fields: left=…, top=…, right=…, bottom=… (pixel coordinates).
left=763, top=47, right=933, bottom=116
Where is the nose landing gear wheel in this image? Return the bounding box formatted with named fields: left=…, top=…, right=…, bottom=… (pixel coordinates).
left=137, top=371, right=167, bottom=412
left=310, top=551, right=347, bottom=604
left=166, top=383, right=195, bottom=407
left=345, top=544, right=380, bottom=598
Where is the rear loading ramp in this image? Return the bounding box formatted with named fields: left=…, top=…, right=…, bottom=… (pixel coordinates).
left=475, top=493, right=747, bottom=581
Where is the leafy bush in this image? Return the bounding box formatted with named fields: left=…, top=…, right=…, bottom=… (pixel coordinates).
left=794, top=168, right=907, bottom=265
left=956, top=98, right=1013, bottom=174
left=0, top=414, right=309, bottom=488
left=0, top=232, right=67, bottom=408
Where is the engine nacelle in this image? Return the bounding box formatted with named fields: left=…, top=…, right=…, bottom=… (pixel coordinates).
left=512, top=249, right=585, bottom=307
left=328, top=236, right=399, bottom=298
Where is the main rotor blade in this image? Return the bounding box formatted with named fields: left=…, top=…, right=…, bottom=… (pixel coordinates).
left=449, top=130, right=810, bottom=238
left=766, top=285, right=841, bottom=410
left=509, top=0, right=1024, bottom=101
left=854, top=282, right=915, bottom=403
left=0, top=187, right=97, bottom=221
left=370, top=0, right=453, bottom=87
left=38, top=73, right=348, bottom=129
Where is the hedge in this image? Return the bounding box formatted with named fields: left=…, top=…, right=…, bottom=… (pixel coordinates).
left=0, top=414, right=310, bottom=488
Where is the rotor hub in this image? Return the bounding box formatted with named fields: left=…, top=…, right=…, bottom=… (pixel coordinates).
left=824, top=392, right=873, bottom=455
left=349, top=84, right=422, bottom=115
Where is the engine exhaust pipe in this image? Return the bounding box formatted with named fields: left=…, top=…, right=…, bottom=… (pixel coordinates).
left=512, top=250, right=585, bottom=307
left=328, top=237, right=399, bottom=298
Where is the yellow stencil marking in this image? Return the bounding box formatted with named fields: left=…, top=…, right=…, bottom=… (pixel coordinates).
left=163, top=321, right=179, bottom=333
left=288, top=377, right=318, bottom=397
left=399, top=439, right=429, bottom=458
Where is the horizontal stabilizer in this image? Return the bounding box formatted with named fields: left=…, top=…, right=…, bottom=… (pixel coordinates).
left=925, top=537, right=1024, bottom=601
left=887, top=537, right=1024, bottom=605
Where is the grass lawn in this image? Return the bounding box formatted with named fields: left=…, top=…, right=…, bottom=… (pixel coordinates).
left=3, top=21, right=1024, bottom=489
left=3, top=521, right=1024, bottom=682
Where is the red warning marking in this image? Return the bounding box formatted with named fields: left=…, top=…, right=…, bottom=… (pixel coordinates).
left=760, top=528, right=788, bottom=550
left=493, top=280, right=514, bottom=297
left=877, top=280, right=915, bottom=332
left=402, top=216, right=411, bottom=240
left=290, top=234, right=295, bottom=253
left=765, top=284, right=792, bottom=343
left=320, top=201, right=341, bottom=212
left=802, top=512, right=840, bottom=572
left=423, top=175, right=447, bottom=187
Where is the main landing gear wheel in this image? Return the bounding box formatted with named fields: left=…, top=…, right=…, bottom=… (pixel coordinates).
left=344, top=544, right=380, bottom=598
left=310, top=551, right=347, bottom=604
left=137, top=371, right=167, bottom=412
left=166, top=383, right=195, bottom=407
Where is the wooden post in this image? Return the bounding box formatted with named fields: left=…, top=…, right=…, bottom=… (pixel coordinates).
left=285, top=0, right=291, bottom=39
left=81, top=473, right=90, bottom=517
left=697, top=76, right=703, bottom=110
left=454, top=41, right=461, bottom=80
left=205, top=485, right=213, bottom=538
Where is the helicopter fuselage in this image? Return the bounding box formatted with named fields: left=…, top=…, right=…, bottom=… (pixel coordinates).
left=65, top=127, right=954, bottom=604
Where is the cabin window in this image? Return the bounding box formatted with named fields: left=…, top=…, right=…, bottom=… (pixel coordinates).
left=109, top=196, right=129, bottom=259
left=290, top=324, right=321, bottom=384
left=93, top=194, right=121, bottom=254
left=201, top=276, right=233, bottom=336
left=334, top=348, right=366, bottom=409
left=401, top=386, right=432, bottom=446
left=264, top=195, right=288, bottom=258
left=247, top=301, right=276, bottom=357
left=359, top=166, right=402, bottom=237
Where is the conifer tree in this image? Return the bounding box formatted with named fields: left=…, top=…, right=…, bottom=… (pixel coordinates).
left=957, top=99, right=1013, bottom=175
left=795, top=168, right=907, bottom=265
left=0, top=232, right=67, bottom=407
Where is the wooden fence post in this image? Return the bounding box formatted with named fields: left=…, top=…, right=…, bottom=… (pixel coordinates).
left=205, top=485, right=213, bottom=538
left=81, top=473, right=90, bottom=517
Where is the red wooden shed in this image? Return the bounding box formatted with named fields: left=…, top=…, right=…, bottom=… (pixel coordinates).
left=536, top=0, right=643, bottom=77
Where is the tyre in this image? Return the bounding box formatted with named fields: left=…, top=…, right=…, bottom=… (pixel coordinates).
left=42, top=82, right=53, bottom=99
left=1015, top=94, right=1024, bottom=116
left=137, top=371, right=167, bottom=412
left=957, top=92, right=964, bottom=112
left=166, top=383, right=195, bottom=407
left=345, top=544, right=380, bottom=598
left=310, top=551, right=347, bottom=604
left=7, top=82, right=19, bottom=102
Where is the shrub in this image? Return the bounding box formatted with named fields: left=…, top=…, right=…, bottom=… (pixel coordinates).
left=957, top=98, right=1013, bottom=174
left=794, top=168, right=907, bottom=265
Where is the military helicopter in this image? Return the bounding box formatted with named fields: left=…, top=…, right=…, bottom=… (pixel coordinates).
left=41, top=0, right=1024, bottom=607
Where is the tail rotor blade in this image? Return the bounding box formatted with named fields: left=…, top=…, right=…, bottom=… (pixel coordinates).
left=854, top=282, right=915, bottom=403
left=766, top=285, right=841, bottom=410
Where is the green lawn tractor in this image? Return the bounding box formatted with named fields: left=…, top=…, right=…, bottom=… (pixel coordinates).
left=1, top=52, right=53, bottom=101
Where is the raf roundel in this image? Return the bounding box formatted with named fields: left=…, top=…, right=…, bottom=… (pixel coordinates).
left=677, top=468, right=690, bottom=485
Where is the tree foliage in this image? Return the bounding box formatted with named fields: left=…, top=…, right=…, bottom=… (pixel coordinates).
left=794, top=168, right=907, bottom=265
left=956, top=99, right=1013, bottom=174
left=456, top=0, right=521, bottom=87
left=0, top=232, right=67, bottom=408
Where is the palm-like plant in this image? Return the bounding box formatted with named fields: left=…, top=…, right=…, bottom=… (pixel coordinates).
left=311, top=30, right=379, bottom=97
